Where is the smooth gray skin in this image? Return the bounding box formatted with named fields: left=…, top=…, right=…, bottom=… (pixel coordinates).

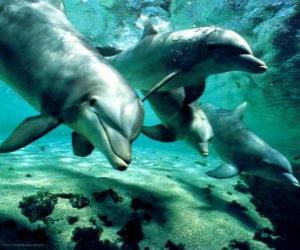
left=0, top=0, right=144, bottom=170
left=108, top=26, right=267, bottom=93
left=201, top=102, right=299, bottom=187
left=142, top=88, right=213, bottom=156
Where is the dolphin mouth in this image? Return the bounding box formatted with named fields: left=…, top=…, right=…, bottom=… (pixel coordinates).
left=201, top=152, right=209, bottom=157
left=98, top=118, right=131, bottom=171
left=281, top=173, right=300, bottom=187
left=237, top=54, right=268, bottom=73
left=101, top=121, right=131, bottom=164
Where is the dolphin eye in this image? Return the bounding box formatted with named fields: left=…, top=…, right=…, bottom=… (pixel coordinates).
left=89, top=98, right=97, bottom=106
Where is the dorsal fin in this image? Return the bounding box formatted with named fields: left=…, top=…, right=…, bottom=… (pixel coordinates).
left=141, top=22, right=158, bottom=39
left=233, top=102, right=247, bottom=120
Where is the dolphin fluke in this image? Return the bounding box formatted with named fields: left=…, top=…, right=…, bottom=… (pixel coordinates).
left=0, top=114, right=60, bottom=153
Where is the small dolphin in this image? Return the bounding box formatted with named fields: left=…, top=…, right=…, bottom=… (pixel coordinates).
left=201, top=102, right=299, bottom=187
left=0, top=0, right=144, bottom=170
left=142, top=88, right=213, bottom=156
left=108, top=25, right=267, bottom=103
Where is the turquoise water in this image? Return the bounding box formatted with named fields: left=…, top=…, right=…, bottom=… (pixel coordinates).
left=0, top=0, right=299, bottom=249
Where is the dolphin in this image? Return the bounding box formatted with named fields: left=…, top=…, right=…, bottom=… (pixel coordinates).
left=141, top=88, right=213, bottom=156
left=0, top=0, right=144, bottom=170
left=201, top=102, right=299, bottom=187
left=107, top=25, right=267, bottom=103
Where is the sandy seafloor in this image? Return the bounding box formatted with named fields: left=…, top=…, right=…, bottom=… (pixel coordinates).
left=0, top=137, right=272, bottom=250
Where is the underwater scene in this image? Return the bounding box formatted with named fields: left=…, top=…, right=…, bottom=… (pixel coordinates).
left=0, top=0, right=299, bottom=249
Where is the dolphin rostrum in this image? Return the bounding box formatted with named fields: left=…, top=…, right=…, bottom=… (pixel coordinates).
left=0, top=0, right=144, bottom=170
left=201, top=102, right=299, bottom=187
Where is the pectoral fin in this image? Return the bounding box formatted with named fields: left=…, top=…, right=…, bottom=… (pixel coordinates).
left=95, top=46, right=123, bottom=57
left=142, top=124, right=176, bottom=142
left=0, top=114, right=60, bottom=153
left=71, top=132, right=94, bottom=157
left=206, top=164, right=239, bottom=179
left=183, top=81, right=206, bottom=105
left=142, top=70, right=181, bottom=102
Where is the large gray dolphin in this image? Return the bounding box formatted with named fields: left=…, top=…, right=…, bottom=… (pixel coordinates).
left=0, top=0, right=144, bottom=170
left=201, top=103, right=299, bottom=187
left=141, top=88, right=213, bottom=156
left=108, top=25, right=267, bottom=103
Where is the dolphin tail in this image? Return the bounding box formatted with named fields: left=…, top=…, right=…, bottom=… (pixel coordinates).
left=71, top=132, right=94, bottom=157
left=142, top=124, right=176, bottom=142
left=206, top=163, right=239, bottom=179
left=0, top=114, right=60, bottom=153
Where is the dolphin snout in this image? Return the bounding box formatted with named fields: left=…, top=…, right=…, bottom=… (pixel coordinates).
left=238, top=54, right=267, bottom=73
left=101, top=122, right=132, bottom=170
left=281, top=173, right=299, bottom=187
left=197, top=142, right=209, bottom=157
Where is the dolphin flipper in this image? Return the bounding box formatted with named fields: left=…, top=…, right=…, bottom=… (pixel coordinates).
left=183, top=82, right=206, bottom=105
left=142, top=70, right=181, bottom=102
left=95, top=46, right=123, bottom=57
left=142, top=124, right=176, bottom=142
left=0, top=114, right=60, bottom=153
left=206, top=164, right=239, bottom=179
left=71, top=132, right=94, bottom=157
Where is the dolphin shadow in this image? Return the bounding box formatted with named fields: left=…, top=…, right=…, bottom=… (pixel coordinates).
left=42, top=166, right=173, bottom=227
left=175, top=177, right=261, bottom=230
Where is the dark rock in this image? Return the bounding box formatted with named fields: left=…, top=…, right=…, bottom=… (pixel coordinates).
left=72, top=226, right=102, bottom=250
left=3, top=219, right=18, bottom=230
left=117, top=216, right=144, bottom=245
left=72, top=226, right=119, bottom=250
left=98, top=215, right=113, bottom=227
left=89, top=217, right=97, bottom=226
left=226, top=239, right=251, bottom=250
left=203, top=184, right=215, bottom=200
left=25, top=174, right=32, bottom=178
left=19, top=192, right=58, bottom=223
left=143, top=212, right=152, bottom=222
left=228, top=200, right=248, bottom=212
left=245, top=175, right=300, bottom=249
left=253, top=228, right=279, bottom=248
left=165, top=240, right=185, bottom=250
left=69, top=195, right=90, bottom=209
left=130, top=198, right=154, bottom=211
left=67, top=216, right=79, bottom=225
left=233, top=181, right=249, bottom=194
left=55, top=193, right=76, bottom=199
left=93, top=188, right=123, bottom=203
